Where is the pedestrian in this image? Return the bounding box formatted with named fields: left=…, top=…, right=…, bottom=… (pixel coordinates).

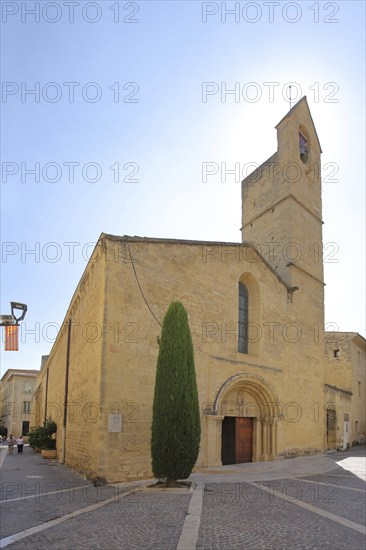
left=16, top=436, right=24, bottom=453
left=6, top=434, right=15, bottom=454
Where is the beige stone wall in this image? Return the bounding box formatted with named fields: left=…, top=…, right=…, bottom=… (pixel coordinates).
left=97, top=235, right=325, bottom=482
left=324, top=334, right=352, bottom=391
left=0, top=377, right=12, bottom=433
left=351, top=337, right=366, bottom=443
left=0, top=375, right=16, bottom=435
left=324, top=332, right=366, bottom=448
left=34, top=244, right=106, bottom=478
left=0, top=371, right=37, bottom=438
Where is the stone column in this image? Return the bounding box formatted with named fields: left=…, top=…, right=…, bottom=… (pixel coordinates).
left=261, top=418, right=267, bottom=460
left=266, top=419, right=271, bottom=459
left=269, top=420, right=276, bottom=460
left=274, top=419, right=278, bottom=455
left=205, top=415, right=223, bottom=467
left=252, top=418, right=259, bottom=462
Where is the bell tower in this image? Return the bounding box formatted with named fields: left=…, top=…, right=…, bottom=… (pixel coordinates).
left=241, top=96, right=324, bottom=291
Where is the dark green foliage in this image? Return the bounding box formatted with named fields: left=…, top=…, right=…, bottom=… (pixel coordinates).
left=151, top=302, right=201, bottom=486
left=28, top=426, right=42, bottom=449
left=28, top=419, right=57, bottom=450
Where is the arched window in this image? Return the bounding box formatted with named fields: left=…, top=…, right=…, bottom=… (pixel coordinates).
left=238, top=282, right=248, bottom=353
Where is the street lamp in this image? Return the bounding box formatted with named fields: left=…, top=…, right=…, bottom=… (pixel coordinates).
left=0, top=302, right=27, bottom=326
left=11, top=302, right=28, bottom=324
left=0, top=302, right=27, bottom=351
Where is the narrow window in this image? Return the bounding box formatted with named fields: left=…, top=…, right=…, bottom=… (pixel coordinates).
left=333, top=349, right=340, bottom=358
left=358, top=382, right=361, bottom=397
left=238, top=282, right=248, bottom=353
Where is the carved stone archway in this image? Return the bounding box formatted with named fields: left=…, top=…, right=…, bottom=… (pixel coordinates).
left=204, top=373, right=281, bottom=466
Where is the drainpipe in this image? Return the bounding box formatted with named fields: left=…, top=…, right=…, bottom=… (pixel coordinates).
left=62, top=319, right=72, bottom=463
left=44, top=367, right=49, bottom=424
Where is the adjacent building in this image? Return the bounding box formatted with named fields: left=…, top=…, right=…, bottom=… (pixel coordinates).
left=324, top=332, right=366, bottom=450
left=0, top=369, right=39, bottom=438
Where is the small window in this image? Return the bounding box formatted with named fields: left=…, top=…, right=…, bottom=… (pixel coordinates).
left=333, top=349, right=340, bottom=358
left=22, top=401, right=31, bottom=414
left=24, top=382, right=32, bottom=394
left=358, top=381, right=361, bottom=397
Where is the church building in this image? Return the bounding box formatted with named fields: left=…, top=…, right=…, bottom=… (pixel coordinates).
left=33, top=97, right=365, bottom=482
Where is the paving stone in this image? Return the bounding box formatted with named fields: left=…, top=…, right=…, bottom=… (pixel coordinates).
left=4, top=493, right=191, bottom=550
left=1, top=445, right=365, bottom=550
left=260, top=477, right=366, bottom=525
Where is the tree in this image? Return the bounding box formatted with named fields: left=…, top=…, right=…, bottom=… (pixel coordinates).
left=151, top=302, right=201, bottom=487
left=28, top=419, right=57, bottom=450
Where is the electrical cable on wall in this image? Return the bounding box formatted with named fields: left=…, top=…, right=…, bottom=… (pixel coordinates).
left=125, top=238, right=162, bottom=328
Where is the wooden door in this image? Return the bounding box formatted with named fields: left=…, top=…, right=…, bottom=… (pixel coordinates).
left=235, top=417, right=253, bottom=463
left=326, top=410, right=337, bottom=450
left=221, top=417, right=236, bottom=465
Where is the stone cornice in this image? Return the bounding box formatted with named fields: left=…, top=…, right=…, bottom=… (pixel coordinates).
left=286, top=262, right=325, bottom=286
left=210, top=355, right=283, bottom=374
left=324, top=383, right=352, bottom=396
left=242, top=194, right=323, bottom=230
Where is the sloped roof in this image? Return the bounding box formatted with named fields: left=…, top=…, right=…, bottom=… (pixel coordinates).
left=101, top=233, right=294, bottom=292
left=1, top=368, right=39, bottom=383
left=324, top=331, right=366, bottom=349
left=275, top=96, right=322, bottom=153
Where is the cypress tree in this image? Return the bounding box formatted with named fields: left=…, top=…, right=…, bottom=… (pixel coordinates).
left=151, top=301, right=201, bottom=487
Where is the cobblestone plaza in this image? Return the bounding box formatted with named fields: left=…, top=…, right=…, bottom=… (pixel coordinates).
left=1, top=445, right=365, bottom=549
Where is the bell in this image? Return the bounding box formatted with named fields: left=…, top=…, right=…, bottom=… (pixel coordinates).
left=300, top=151, right=308, bottom=163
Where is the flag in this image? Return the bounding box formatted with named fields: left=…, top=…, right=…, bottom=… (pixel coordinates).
left=5, top=325, right=19, bottom=351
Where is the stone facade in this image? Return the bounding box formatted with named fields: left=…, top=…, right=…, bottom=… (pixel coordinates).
left=33, top=97, right=365, bottom=482
left=34, top=244, right=106, bottom=477
left=324, top=332, right=366, bottom=449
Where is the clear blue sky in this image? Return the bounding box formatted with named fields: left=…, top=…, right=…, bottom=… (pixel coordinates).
left=1, top=1, right=365, bottom=375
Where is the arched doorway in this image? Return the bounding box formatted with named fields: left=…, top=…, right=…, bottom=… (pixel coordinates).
left=208, top=373, right=281, bottom=464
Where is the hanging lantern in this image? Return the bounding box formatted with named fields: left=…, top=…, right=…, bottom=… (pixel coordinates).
left=5, top=324, right=19, bottom=351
